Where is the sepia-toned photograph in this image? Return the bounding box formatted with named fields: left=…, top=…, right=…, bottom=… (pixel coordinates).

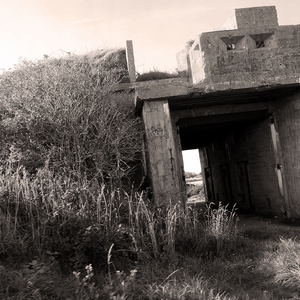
left=0, top=1, right=300, bottom=299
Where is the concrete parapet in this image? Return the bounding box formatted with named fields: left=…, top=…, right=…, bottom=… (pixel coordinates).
left=235, top=6, right=278, bottom=29
left=176, top=6, right=300, bottom=85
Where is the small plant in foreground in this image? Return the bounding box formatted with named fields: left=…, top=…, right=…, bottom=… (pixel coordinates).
left=202, top=203, right=239, bottom=257
left=105, top=244, right=138, bottom=299
left=104, top=269, right=138, bottom=299
left=73, top=264, right=100, bottom=299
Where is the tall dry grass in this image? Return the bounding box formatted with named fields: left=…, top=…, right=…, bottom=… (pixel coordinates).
left=0, top=48, right=244, bottom=299
left=272, top=237, right=300, bottom=289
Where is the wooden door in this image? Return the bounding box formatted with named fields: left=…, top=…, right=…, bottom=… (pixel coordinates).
left=236, top=161, right=253, bottom=211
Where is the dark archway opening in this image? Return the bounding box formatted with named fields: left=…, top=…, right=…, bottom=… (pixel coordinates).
left=177, top=109, right=274, bottom=213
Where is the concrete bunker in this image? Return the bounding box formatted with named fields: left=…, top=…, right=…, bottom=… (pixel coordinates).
left=177, top=103, right=284, bottom=214
left=129, top=6, right=300, bottom=218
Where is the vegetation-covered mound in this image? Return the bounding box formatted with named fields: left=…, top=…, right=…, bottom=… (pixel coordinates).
left=0, top=48, right=147, bottom=270
left=0, top=48, right=140, bottom=181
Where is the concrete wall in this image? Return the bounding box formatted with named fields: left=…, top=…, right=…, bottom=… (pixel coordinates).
left=187, top=6, right=300, bottom=85
left=189, top=24, right=300, bottom=85
left=222, top=6, right=278, bottom=30
left=199, top=118, right=286, bottom=216
left=138, top=6, right=300, bottom=216
left=272, top=93, right=300, bottom=217
left=235, top=6, right=278, bottom=29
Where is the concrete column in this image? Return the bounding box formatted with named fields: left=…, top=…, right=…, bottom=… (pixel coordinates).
left=142, top=100, right=184, bottom=206
left=126, top=40, right=136, bottom=83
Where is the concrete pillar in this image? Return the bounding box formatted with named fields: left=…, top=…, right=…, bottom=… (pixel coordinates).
left=126, top=40, right=136, bottom=83
left=142, top=100, right=184, bottom=206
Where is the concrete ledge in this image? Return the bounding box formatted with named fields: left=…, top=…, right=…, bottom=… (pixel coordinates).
left=134, top=75, right=300, bottom=114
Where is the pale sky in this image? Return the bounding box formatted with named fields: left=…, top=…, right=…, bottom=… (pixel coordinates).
left=182, top=150, right=201, bottom=174
left=0, top=0, right=299, bottom=73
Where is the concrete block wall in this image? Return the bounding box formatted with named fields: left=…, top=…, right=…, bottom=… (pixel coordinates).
left=222, top=6, right=278, bottom=30
left=235, top=6, right=278, bottom=29
left=188, top=6, right=300, bottom=85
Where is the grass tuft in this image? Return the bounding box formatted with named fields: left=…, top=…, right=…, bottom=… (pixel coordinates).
left=272, top=237, right=300, bottom=289
left=202, top=203, right=239, bottom=257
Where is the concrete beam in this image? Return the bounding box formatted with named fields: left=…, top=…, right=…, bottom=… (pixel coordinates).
left=172, top=102, right=269, bottom=122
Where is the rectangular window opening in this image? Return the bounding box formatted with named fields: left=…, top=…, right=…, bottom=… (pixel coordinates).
left=227, top=43, right=236, bottom=50
left=256, top=40, right=265, bottom=48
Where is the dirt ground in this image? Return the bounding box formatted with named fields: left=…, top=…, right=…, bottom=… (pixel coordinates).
left=236, top=213, right=297, bottom=231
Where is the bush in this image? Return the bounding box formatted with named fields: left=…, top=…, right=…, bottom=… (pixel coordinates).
left=0, top=48, right=142, bottom=184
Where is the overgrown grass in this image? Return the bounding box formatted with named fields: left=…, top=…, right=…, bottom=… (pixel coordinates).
left=271, top=237, right=300, bottom=289
left=0, top=152, right=241, bottom=298
left=136, top=69, right=180, bottom=82
left=203, top=203, right=238, bottom=257
left=1, top=49, right=299, bottom=299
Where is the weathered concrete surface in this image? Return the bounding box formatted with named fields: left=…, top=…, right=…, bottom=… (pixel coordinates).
left=198, top=117, right=287, bottom=216
left=234, top=6, right=278, bottom=30
left=185, top=6, right=300, bottom=84
left=126, top=40, right=136, bottom=83
left=189, top=24, right=300, bottom=84
left=222, top=6, right=278, bottom=30
left=132, top=6, right=300, bottom=218
left=271, top=93, right=300, bottom=217
left=134, top=79, right=300, bottom=114
left=142, top=100, right=185, bottom=206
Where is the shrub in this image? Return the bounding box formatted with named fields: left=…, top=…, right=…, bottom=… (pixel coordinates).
left=0, top=48, right=147, bottom=272
left=0, top=48, right=142, bottom=185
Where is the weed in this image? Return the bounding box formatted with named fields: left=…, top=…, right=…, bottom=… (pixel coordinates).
left=202, top=203, right=239, bottom=257
left=73, top=264, right=100, bottom=299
